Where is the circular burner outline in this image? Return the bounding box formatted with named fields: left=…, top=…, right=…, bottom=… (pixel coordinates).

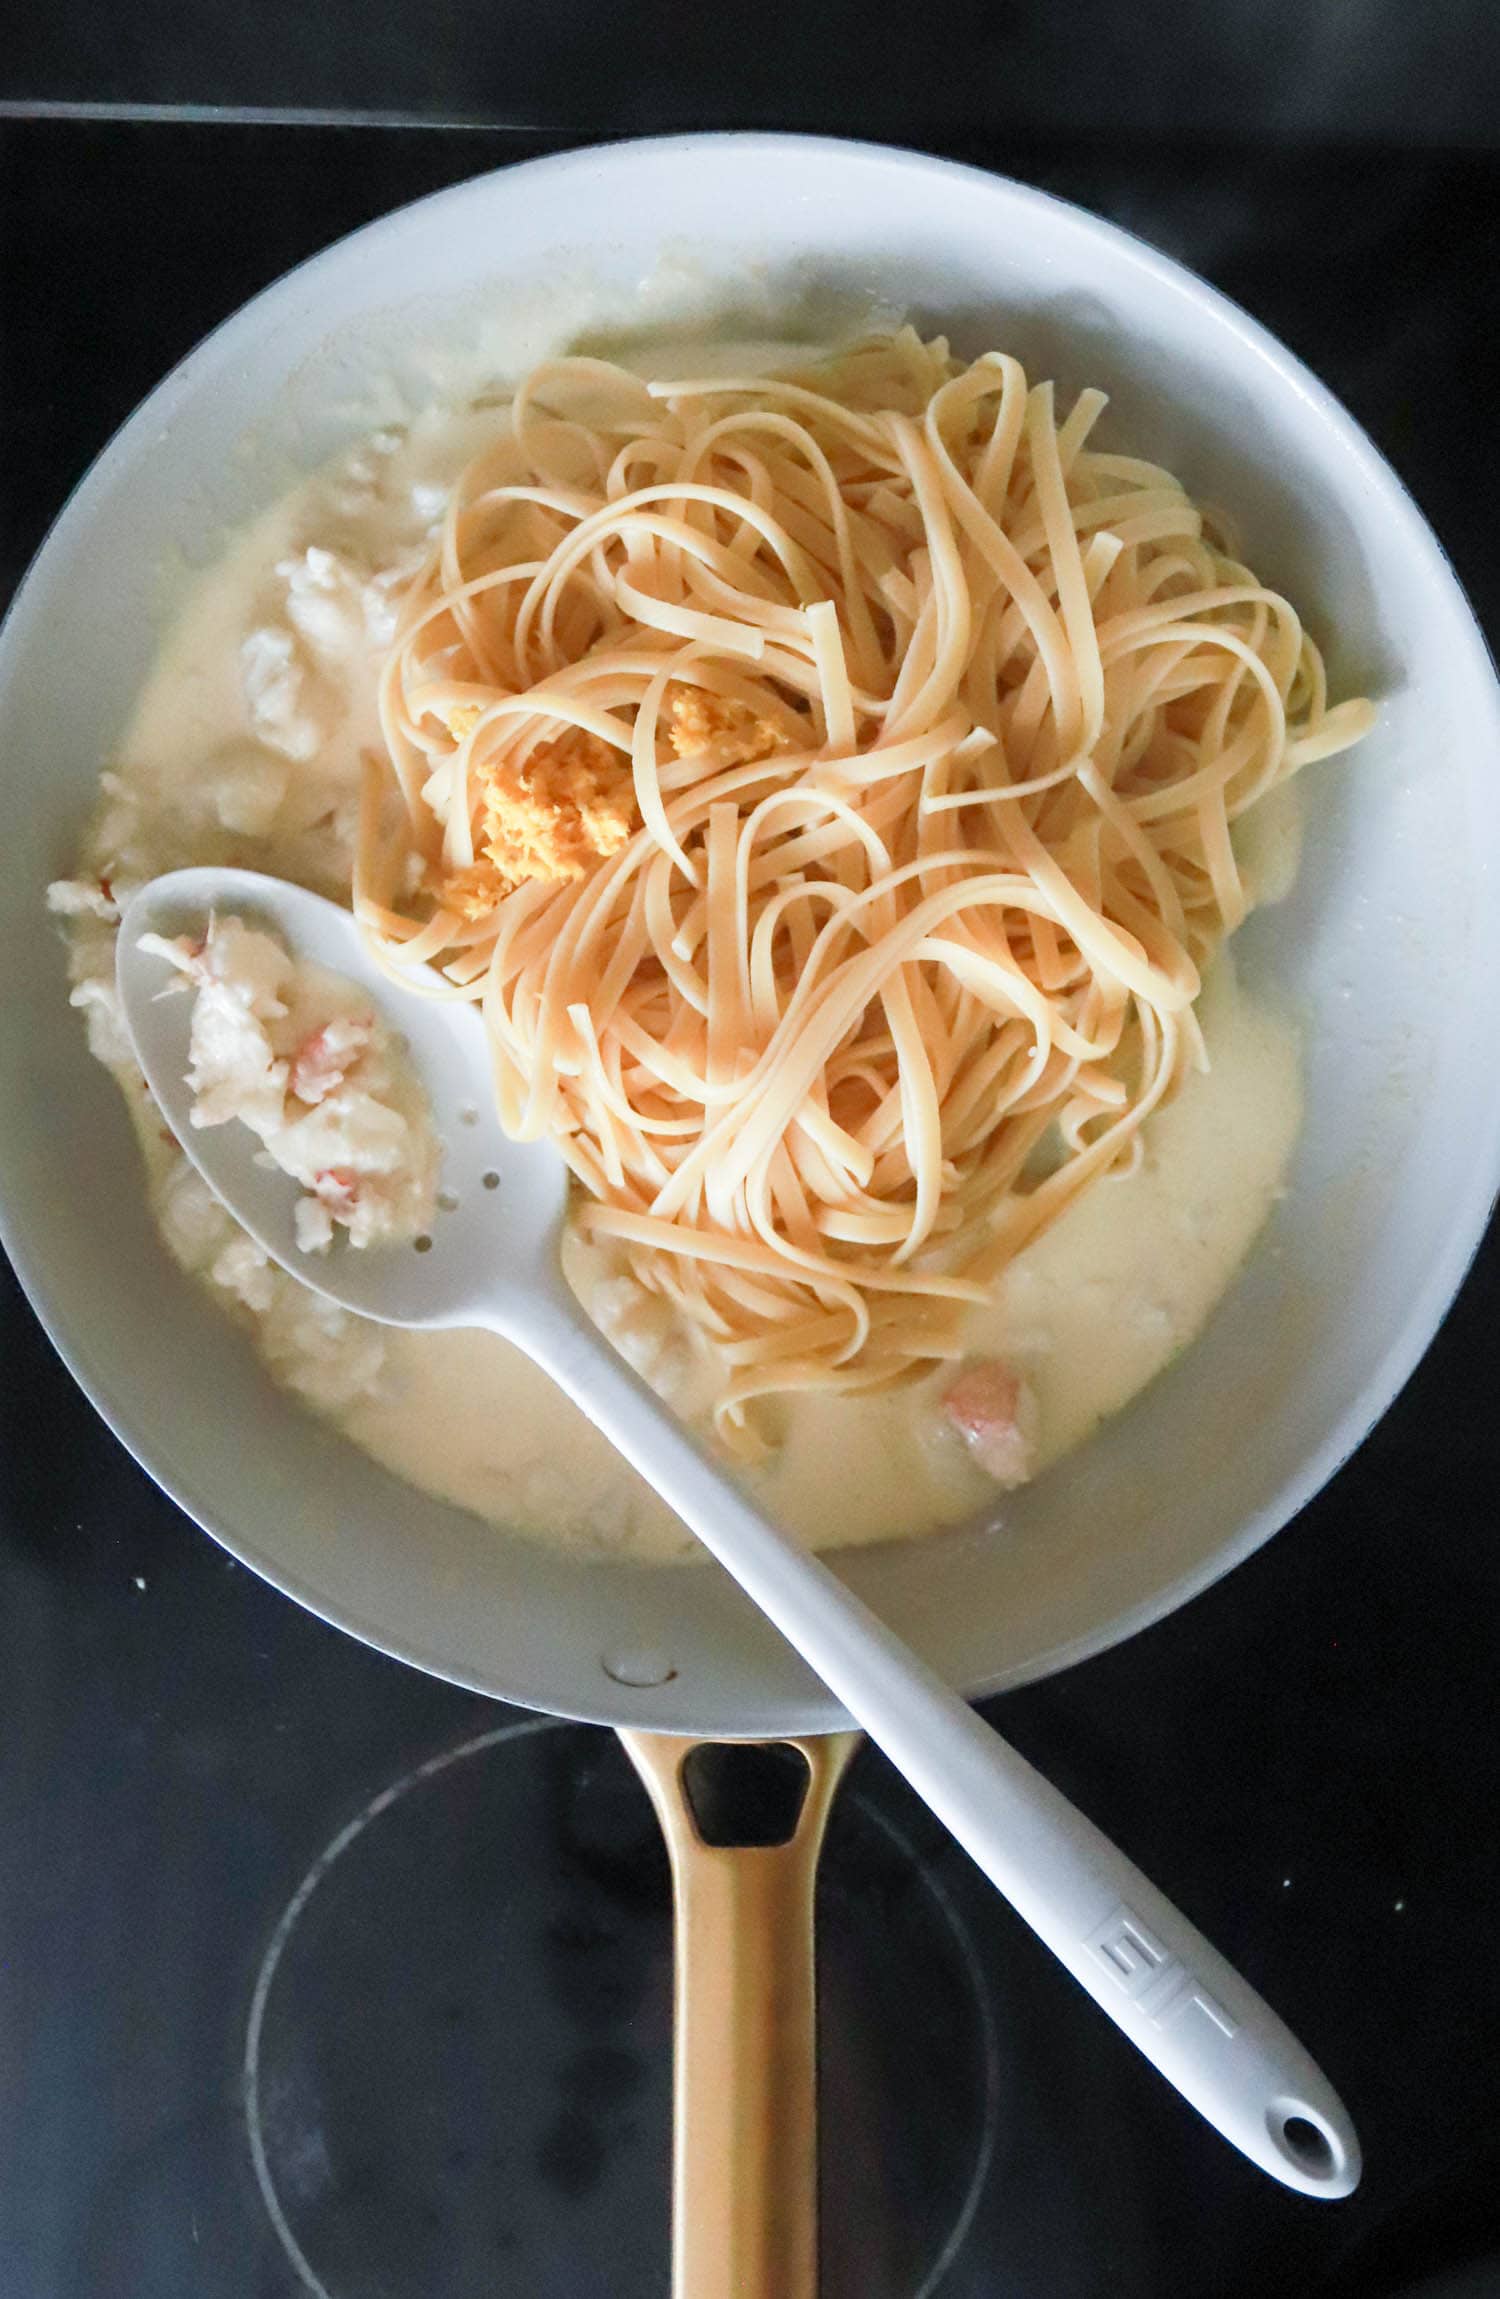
left=242, top=1720, right=1000, bottom=2299
left=243, top=1715, right=558, bottom=2299
left=853, top=1788, right=1001, bottom=2299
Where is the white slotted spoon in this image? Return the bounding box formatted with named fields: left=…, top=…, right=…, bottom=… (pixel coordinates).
left=118, top=865, right=1359, bottom=2197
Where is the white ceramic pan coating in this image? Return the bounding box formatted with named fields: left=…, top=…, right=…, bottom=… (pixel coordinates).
left=2, top=135, right=1498, bottom=1744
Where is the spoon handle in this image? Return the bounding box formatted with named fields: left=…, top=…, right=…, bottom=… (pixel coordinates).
left=520, top=1298, right=1359, bottom=2197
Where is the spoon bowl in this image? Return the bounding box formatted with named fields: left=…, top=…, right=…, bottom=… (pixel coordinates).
left=119, top=868, right=571, bottom=1330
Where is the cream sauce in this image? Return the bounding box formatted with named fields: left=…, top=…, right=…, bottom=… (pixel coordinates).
left=342, top=956, right=1298, bottom=1561
left=59, top=379, right=1303, bottom=1564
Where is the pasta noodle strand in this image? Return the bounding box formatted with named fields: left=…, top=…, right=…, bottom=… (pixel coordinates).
left=362, top=334, right=1373, bottom=1453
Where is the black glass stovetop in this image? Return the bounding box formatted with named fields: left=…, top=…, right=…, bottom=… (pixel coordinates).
left=2, top=123, right=1500, bottom=2299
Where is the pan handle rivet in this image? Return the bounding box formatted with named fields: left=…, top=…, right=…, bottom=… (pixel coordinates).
left=602, top=1646, right=677, bottom=1688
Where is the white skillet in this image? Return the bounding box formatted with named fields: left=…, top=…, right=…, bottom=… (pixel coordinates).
left=119, top=863, right=1360, bottom=2198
